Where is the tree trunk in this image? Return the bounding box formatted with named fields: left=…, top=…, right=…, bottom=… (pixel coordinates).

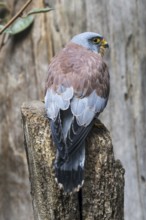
left=21, top=101, right=124, bottom=220
left=0, top=0, right=146, bottom=220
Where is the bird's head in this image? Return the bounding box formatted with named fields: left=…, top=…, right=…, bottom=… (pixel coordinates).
left=71, top=32, right=109, bottom=56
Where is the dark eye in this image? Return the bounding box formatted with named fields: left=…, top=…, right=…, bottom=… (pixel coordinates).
left=92, top=38, right=101, bottom=44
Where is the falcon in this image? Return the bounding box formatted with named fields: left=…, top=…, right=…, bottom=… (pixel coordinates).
left=45, top=32, right=110, bottom=193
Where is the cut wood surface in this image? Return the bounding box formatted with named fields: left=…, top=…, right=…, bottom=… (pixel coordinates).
left=21, top=101, right=124, bottom=220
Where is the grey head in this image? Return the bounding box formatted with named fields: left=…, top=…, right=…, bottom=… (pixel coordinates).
left=71, top=32, right=109, bottom=54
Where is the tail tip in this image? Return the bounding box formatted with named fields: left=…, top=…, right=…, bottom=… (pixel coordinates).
left=73, top=180, right=84, bottom=192
left=55, top=178, right=84, bottom=195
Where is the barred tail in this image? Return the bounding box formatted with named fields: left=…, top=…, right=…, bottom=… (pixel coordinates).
left=55, top=143, right=85, bottom=193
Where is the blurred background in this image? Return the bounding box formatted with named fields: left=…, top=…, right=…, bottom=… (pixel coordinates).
left=0, top=0, right=146, bottom=219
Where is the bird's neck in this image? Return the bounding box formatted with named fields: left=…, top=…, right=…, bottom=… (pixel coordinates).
left=99, top=46, right=106, bottom=57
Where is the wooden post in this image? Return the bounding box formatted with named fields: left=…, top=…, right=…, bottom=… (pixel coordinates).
left=21, top=101, right=125, bottom=220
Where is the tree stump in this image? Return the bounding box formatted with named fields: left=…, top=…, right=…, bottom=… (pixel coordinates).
left=21, top=100, right=124, bottom=220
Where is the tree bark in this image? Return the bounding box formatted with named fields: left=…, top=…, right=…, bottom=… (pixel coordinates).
left=21, top=101, right=124, bottom=220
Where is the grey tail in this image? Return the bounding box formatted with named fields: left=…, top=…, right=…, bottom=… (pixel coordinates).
left=55, top=143, right=85, bottom=193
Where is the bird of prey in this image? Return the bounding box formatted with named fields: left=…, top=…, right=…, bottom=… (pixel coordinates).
left=45, top=32, right=110, bottom=193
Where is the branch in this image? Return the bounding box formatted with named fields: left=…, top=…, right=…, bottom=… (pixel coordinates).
left=0, top=0, right=32, bottom=35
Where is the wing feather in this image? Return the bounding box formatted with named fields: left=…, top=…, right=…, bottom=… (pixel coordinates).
left=45, top=86, right=73, bottom=120
left=71, top=91, right=107, bottom=126
left=66, top=117, right=93, bottom=156
left=45, top=42, right=110, bottom=163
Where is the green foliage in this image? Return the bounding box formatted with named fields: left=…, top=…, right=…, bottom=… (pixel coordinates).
left=1, top=15, right=34, bottom=35
left=0, top=6, right=53, bottom=35
left=27, top=7, right=54, bottom=16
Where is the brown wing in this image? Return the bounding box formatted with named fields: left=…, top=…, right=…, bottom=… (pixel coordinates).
left=45, top=42, right=110, bottom=192
left=45, top=42, right=110, bottom=157
left=45, top=42, right=109, bottom=98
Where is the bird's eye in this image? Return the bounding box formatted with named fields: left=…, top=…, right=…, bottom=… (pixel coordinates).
left=92, top=38, right=101, bottom=44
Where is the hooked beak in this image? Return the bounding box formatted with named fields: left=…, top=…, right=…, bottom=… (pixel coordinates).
left=101, top=38, right=109, bottom=48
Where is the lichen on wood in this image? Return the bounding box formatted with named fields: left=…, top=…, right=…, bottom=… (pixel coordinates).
left=21, top=100, right=124, bottom=220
